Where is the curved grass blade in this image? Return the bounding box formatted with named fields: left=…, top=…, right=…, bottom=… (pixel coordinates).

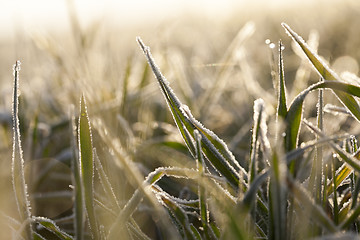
left=34, top=216, right=73, bottom=240
left=285, top=80, right=360, bottom=151
left=78, top=95, right=98, bottom=239
left=11, top=61, right=33, bottom=239
left=137, top=37, right=244, bottom=189
left=282, top=23, right=360, bottom=122
left=158, top=193, right=196, bottom=240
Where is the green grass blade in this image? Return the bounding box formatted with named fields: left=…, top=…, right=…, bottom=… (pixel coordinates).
left=277, top=41, right=287, bottom=119
left=78, top=95, right=98, bottom=239
left=268, top=148, right=287, bottom=240
left=34, top=216, right=73, bottom=240
left=282, top=23, right=360, bottom=122
left=285, top=80, right=360, bottom=151
left=11, top=61, right=33, bottom=239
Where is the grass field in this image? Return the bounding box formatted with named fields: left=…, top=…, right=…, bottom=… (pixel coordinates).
left=2, top=1, right=360, bottom=239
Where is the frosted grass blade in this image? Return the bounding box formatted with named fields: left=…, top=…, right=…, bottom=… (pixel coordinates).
left=78, top=95, right=98, bottom=239
left=34, top=216, right=73, bottom=240
left=277, top=41, right=287, bottom=119
left=11, top=61, right=33, bottom=239
left=137, top=37, right=244, bottom=188
left=282, top=23, right=360, bottom=122
left=249, top=99, right=266, bottom=184
left=158, top=193, right=196, bottom=239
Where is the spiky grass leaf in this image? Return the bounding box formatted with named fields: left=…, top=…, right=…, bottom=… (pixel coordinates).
left=137, top=37, right=244, bottom=189
left=11, top=61, right=33, bottom=239
left=34, top=216, right=73, bottom=240
left=282, top=23, right=360, bottom=122
left=277, top=41, right=287, bottom=119
left=78, top=95, right=98, bottom=239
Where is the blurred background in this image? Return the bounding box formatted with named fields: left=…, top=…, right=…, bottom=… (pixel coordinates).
left=1, top=0, right=360, bottom=238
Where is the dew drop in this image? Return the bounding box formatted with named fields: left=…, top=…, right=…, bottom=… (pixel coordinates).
left=281, top=45, right=285, bottom=50
left=269, top=43, right=276, bottom=49
left=281, top=132, right=286, bottom=137
left=265, top=39, right=271, bottom=45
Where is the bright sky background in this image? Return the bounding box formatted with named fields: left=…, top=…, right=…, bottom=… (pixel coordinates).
left=0, top=0, right=313, bottom=39
left=0, top=0, right=246, bottom=38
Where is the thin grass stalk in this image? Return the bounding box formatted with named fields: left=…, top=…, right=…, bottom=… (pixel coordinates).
left=316, top=86, right=324, bottom=204
left=11, top=61, right=33, bottom=239
left=70, top=105, right=84, bottom=240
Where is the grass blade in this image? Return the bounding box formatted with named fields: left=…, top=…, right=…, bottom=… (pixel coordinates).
left=249, top=99, right=266, bottom=184
left=285, top=80, right=360, bottom=151
left=70, top=106, right=84, bottom=240
left=303, top=120, right=360, bottom=172
left=282, top=23, right=360, bottom=122
left=11, top=61, right=33, bottom=239
left=277, top=41, right=287, bottom=119
left=268, top=147, right=287, bottom=240
left=137, top=37, right=244, bottom=189
left=78, top=95, right=98, bottom=239
left=34, top=216, right=73, bottom=240
left=286, top=175, right=338, bottom=233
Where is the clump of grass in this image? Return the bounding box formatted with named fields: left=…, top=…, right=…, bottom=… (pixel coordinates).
left=3, top=21, right=360, bottom=240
